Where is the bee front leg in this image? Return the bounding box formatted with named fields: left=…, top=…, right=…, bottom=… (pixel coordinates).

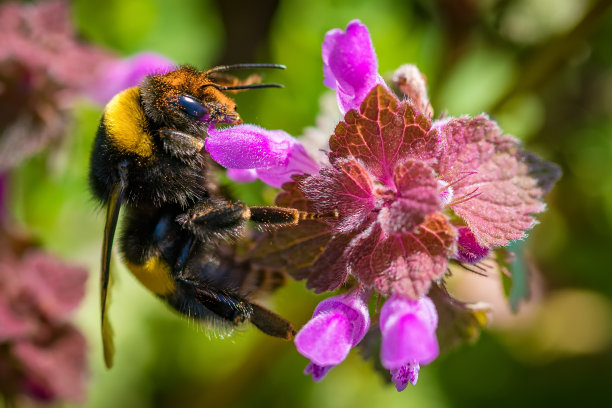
left=158, top=129, right=205, bottom=161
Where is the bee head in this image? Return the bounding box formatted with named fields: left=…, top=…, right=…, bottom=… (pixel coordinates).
left=140, top=66, right=242, bottom=137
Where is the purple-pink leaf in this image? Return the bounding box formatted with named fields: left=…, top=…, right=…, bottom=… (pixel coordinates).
left=300, top=158, right=375, bottom=233
left=13, top=327, right=87, bottom=403
left=20, top=252, right=87, bottom=321
left=392, top=64, right=433, bottom=118
left=380, top=160, right=440, bottom=234
left=437, top=116, right=552, bottom=247
left=345, top=213, right=456, bottom=298
left=329, top=85, right=438, bottom=183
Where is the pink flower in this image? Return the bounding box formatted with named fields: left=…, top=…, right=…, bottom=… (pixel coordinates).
left=0, top=249, right=88, bottom=404
left=322, top=20, right=386, bottom=115
left=205, top=125, right=320, bottom=187
left=295, top=291, right=370, bottom=381
left=380, top=295, right=439, bottom=390
left=0, top=0, right=173, bottom=171
left=87, top=52, right=175, bottom=105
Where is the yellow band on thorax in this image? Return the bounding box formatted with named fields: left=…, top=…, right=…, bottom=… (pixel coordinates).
left=104, top=87, right=155, bottom=158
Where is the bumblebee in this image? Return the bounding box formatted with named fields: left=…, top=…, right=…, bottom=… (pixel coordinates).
left=89, top=64, right=312, bottom=368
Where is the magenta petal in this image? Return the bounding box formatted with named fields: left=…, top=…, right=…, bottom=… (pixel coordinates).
left=256, top=142, right=320, bottom=187
left=226, top=168, right=258, bottom=183
left=390, top=363, right=420, bottom=391
left=380, top=295, right=439, bottom=369
left=455, top=226, right=490, bottom=263
left=312, top=294, right=370, bottom=345
left=206, top=125, right=295, bottom=169
left=295, top=312, right=353, bottom=366
left=88, top=52, right=175, bottom=104
left=207, top=125, right=319, bottom=187
left=295, top=293, right=370, bottom=366
left=322, top=20, right=385, bottom=113
left=304, top=362, right=333, bottom=382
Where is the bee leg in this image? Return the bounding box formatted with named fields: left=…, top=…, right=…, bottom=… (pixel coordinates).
left=248, top=206, right=338, bottom=227
left=170, top=270, right=295, bottom=340
left=175, top=199, right=250, bottom=242
left=158, top=129, right=205, bottom=160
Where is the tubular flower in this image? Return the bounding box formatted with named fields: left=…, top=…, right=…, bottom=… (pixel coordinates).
left=205, top=124, right=320, bottom=187
left=259, top=20, right=559, bottom=299
left=322, top=19, right=387, bottom=115
left=380, top=295, right=439, bottom=390
left=295, top=290, right=370, bottom=381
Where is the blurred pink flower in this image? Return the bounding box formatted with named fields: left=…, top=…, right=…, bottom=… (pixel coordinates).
left=87, top=52, right=175, bottom=105
left=0, top=249, right=88, bottom=404
left=0, top=0, right=173, bottom=171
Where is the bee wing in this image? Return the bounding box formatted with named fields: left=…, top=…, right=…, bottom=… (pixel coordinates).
left=100, top=164, right=128, bottom=368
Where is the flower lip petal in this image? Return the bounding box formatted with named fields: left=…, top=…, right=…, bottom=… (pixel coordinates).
left=380, top=295, right=439, bottom=369
left=455, top=226, right=490, bottom=263
left=205, top=124, right=293, bottom=169
left=295, top=311, right=353, bottom=366
left=304, top=362, right=333, bottom=382
left=295, top=292, right=370, bottom=366
left=391, top=363, right=420, bottom=391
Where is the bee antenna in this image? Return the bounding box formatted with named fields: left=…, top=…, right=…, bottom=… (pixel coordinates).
left=207, top=63, right=286, bottom=73
left=202, top=83, right=284, bottom=91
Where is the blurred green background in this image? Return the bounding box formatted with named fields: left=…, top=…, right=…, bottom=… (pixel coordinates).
left=5, top=0, right=612, bottom=406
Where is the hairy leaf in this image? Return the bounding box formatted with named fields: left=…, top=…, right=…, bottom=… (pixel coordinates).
left=438, top=116, right=553, bottom=247
left=300, top=158, right=375, bottom=233
left=346, top=213, right=456, bottom=298
left=329, top=85, right=438, bottom=182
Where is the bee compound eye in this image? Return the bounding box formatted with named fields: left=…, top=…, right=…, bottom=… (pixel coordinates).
left=171, top=94, right=210, bottom=120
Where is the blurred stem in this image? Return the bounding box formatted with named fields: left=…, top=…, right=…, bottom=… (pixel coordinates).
left=490, top=0, right=612, bottom=113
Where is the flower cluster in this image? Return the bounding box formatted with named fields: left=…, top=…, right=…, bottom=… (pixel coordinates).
left=0, top=0, right=173, bottom=172
left=205, top=20, right=560, bottom=390
left=0, top=245, right=88, bottom=404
